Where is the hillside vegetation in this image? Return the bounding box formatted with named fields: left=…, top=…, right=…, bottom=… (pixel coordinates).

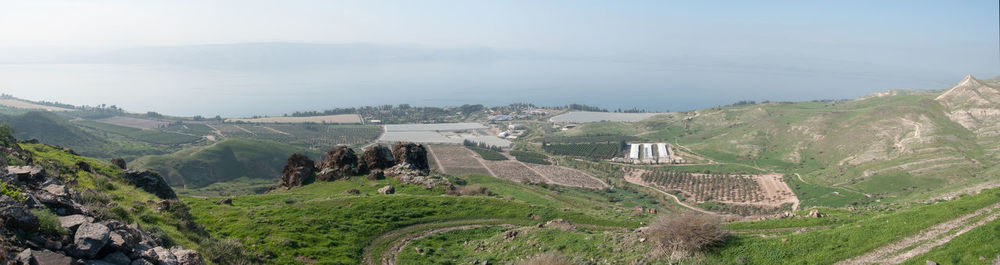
left=131, top=138, right=321, bottom=188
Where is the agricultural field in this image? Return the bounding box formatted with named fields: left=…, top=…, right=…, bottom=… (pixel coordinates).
left=466, top=146, right=507, bottom=161
left=628, top=168, right=798, bottom=214
left=550, top=111, right=663, bottom=123
left=96, top=116, right=171, bottom=129
left=524, top=164, right=609, bottom=189
left=225, top=113, right=363, bottom=124
left=74, top=120, right=203, bottom=145
left=510, top=150, right=551, bottom=165
left=481, top=160, right=547, bottom=184
left=427, top=145, right=493, bottom=176
left=538, top=134, right=643, bottom=144
left=543, top=142, right=621, bottom=159
left=379, top=122, right=511, bottom=146
left=0, top=98, right=73, bottom=111
left=384, top=123, right=486, bottom=131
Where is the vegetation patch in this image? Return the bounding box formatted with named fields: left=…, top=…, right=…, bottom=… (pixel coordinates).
left=510, top=151, right=551, bottom=165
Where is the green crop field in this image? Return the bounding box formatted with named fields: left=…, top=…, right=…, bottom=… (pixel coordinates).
left=510, top=150, right=551, bottom=165
left=466, top=146, right=507, bottom=160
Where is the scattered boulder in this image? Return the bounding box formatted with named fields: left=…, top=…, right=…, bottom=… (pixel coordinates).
left=926, top=261, right=938, bottom=265
left=503, top=230, right=518, bottom=240
left=217, top=198, right=233, bottom=205
left=367, top=170, right=385, bottom=180
left=360, top=145, right=395, bottom=171
left=7, top=165, right=46, bottom=184
left=130, top=259, right=154, bottom=265
left=119, top=170, right=177, bottom=200
left=316, top=146, right=359, bottom=181
left=102, top=251, right=131, bottom=265
left=391, top=142, right=429, bottom=172
left=344, top=189, right=360, bottom=195
left=76, top=161, right=94, bottom=173
left=58, top=214, right=94, bottom=232
left=544, top=219, right=576, bottom=231
left=171, top=246, right=205, bottom=265
left=153, top=246, right=177, bottom=265
left=0, top=198, right=39, bottom=233
left=808, top=209, right=826, bottom=218
left=73, top=222, right=111, bottom=258
left=377, top=185, right=395, bottom=195
left=110, top=158, right=127, bottom=170
left=16, top=249, right=74, bottom=265
left=280, top=154, right=316, bottom=189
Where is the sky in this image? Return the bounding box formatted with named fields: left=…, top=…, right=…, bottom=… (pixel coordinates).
left=0, top=0, right=998, bottom=116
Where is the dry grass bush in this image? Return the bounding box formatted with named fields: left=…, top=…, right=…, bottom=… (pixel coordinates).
left=648, top=212, right=729, bottom=256
left=517, top=253, right=574, bottom=265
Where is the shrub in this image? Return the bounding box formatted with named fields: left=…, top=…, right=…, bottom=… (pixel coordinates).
left=30, top=209, right=67, bottom=236
left=138, top=211, right=159, bottom=223
left=109, top=205, right=133, bottom=222
left=0, top=181, right=25, bottom=201
left=94, top=176, right=116, bottom=191
left=648, top=213, right=728, bottom=256
left=145, top=225, right=175, bottom=247
left=201, top=238, right=259, bottom=265
left=517, top=253, right=574, bottom=265
left=81, top=189, right=112, bottom=205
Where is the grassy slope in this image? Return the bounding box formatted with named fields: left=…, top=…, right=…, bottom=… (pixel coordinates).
left=20, top=143, right=208, bottom=250
left=617, top=91, right=996, bottom=206
left=184, top=174, right=646, bottom=264
left=0, top=111, right=180, bottom=160
left=131, top=138, right=321, bottom=188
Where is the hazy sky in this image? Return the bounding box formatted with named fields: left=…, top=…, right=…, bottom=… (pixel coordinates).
left=0, top=1, right=998, bottom=116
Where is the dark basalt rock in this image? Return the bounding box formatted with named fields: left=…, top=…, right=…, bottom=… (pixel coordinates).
left=76, top=161, right=94, bottom=173
left=119, top=171, right=177, bottom=200
left=280, top=153, right=316, bottom=188
left=391, top=142, right=429, bottom=172
left=110, top=158, right=127, bottom=170
left=316, top=146, right=359, bottom=181
left=360, top=145, right=395, bottom=171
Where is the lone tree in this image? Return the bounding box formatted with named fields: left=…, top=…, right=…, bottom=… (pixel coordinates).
left=647, top=212, right=729, bottom=256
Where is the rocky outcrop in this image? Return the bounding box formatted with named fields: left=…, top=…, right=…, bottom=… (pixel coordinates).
left=377, top=185, right=395, bottom=194
left=0, top=137, right=203, bottom=265
left=360, top=145, right=395, bottom=171
left=110, top=158, right=127, bottom=170
left=391, top=142, right=429, bottom=172
left=119, top=171, right=177, bottom=200
left=280, top=153, right=316, bottom=189
left=316, top=146, right=359, bottom=181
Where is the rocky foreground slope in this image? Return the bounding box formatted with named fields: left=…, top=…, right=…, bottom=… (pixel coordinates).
left=0, top=135, right=205, bottom=265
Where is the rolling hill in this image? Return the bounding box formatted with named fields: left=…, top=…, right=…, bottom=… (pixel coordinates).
left=612, top=75, right=1000, bottom=205
left=130, top=138, right=322, bottom=188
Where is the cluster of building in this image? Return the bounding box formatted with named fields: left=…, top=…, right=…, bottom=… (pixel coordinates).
left=612, top=143, right=682, bottom=164
left=497, top=123, right=526, bottom=140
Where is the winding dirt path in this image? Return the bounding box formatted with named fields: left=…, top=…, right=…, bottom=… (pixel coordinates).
left=836, top=201, right=1000, bottom=265
left=385, top=224, right=515, bottom=265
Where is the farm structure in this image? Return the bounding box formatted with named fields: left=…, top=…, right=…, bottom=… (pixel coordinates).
left=379, top=123, right=512, bottom=147
left=614, top=142, right=681, bottom=164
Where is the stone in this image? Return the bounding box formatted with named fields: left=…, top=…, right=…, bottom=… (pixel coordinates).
left=119, top=170, right=177, bottom=200
left=279, top=154, right=316, bottom=188
left=111, top=158, right=128, bottom=170
left=344, top=189, right=360, bottom=195
left=391, top=142, right=429, bottom=172
left=131, top=260, right=154, bottom=265
left=59, top=214, right=94, bottom=232
left=316, top=146, right=359, bottom=181
left=377, top=185, right=395, bottom=195
left=76, top=161, right=94, bottom=173
left=544, top=219, right=576, bottom=231
left=153, top=246, right=178, bottom=265
left=84, top=260, right=117, bottom=265
left=367, top=170, right=385, bottom=180
left=15, top=249, right=34, bottom=265
left=808, top=209, right=826, bottom=218
left=108, top=231, right=127, bottom=250
left=20, top=249, right=74, bottom=265
left=360, top=145, right=395, bottom=171
left=7, top=165, right=45, bottom=184
left=170, top=247, right=205, bottom=265
left=74, top=222, right=111, bottom=258
left=925, top=260, right=938, bottom=265
left=0, top=201, right=39, bottom=232
left=102, top=251, right=132, bottom=265
left=217, top=198, right=232, bottom=205
left=503, top=230, right=518, bottom=240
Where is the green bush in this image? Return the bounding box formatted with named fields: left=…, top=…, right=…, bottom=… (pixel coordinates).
left=467, top=147, right=508, bottom=161
left=1, top=181, right=26, bottom=201
left=30, top=209, right=68, bottom=236
left=201, top=238, right=259, bottom=265
left=109, top=205, right=133, bottom=222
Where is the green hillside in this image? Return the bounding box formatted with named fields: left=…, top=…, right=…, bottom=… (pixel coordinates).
left=131, top=138, right=322, bottom=188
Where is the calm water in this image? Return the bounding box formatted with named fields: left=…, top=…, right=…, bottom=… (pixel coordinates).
left=0, top=61, right=955, bottom=117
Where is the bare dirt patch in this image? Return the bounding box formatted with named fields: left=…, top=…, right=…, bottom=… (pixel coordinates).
left=427, top=145, right=492, bottom=176
left=226, top=114, right=362, bottom=124
left=0, top=99, right=73, bottom=111
left=96, top=116, right=170, bottom=129
left=525, top=164, right=608, bottom=189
